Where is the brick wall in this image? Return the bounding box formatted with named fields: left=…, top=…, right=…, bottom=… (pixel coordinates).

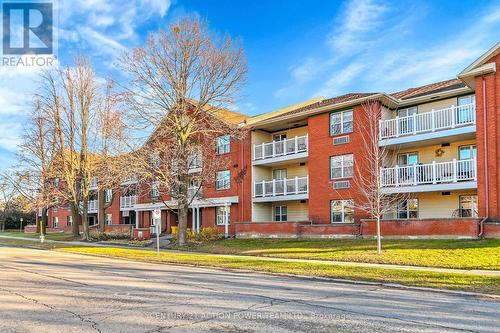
left=475, top=52, right=500, bottom=220
left=483, top=222, right=500, bottom=238
left=360, top=218, right=481, bottom=238
left=235, top=221, right=310, bottom=238
left=308, top=104, right=374, bottom=224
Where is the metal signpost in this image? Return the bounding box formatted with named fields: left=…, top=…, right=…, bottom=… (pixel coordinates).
left=153, top=208, right=161, bottom=255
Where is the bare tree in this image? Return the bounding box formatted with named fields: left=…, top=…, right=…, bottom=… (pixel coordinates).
left=3, top=99, right=59, bottom=237
left=119, top=17, right=247, bottom=246
left=351, top=100, right=410, bottom=254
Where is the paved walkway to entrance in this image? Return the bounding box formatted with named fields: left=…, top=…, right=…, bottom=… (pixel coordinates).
left=1, top=234, right=499, bottom=277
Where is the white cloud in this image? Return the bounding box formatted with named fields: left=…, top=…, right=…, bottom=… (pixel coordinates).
left=328, top=0, right=389, bottom=52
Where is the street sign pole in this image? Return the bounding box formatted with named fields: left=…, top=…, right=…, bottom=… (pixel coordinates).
left=153, top=208, right=161, bottom=255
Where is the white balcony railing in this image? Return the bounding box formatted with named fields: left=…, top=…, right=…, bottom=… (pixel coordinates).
left=380, top=159, right=476, bottom=187
left=88, top=199, right=98, bottom=211
left=120, top=195, right=138, bottom=209
left=254, top=176, right=308, bottom=197
left=121, top=176, right=138, bottom=185
left=379, top=104, right=475, bottom=140
left=253, top=135, right=308, bottom=160
left=89, top=177, right=98, bottom=189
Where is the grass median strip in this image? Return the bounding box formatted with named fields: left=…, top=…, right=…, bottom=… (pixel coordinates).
left=57, top=246, right=500, bottom=295
left=172, top=238, right=500, bottom=270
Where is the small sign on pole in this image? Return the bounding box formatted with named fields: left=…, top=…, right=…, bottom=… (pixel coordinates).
left=153, top=208, right=161, bottom=255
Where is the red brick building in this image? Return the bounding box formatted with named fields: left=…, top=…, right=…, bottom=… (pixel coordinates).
left=41, top=42, right=500, bottom=239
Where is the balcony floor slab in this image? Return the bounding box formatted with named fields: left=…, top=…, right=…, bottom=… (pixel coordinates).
left=253, top=193, right=308, bottom=203
left=380, top=181, right=477, bottom=194
left=252, top=152, right=308, bottom=167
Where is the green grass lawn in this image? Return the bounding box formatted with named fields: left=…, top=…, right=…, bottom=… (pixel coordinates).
left=170, top=238, right=500, bottom=270
left=0, top=231, right=79, bottom=241
left=58, top=246, right=500, bottom=295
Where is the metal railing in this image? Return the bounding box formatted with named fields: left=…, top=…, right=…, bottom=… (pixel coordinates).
left=253, top=135, right=308, bottom=160
left=254, top=176, right=308, bottom=197
left=120, top=195, right=138, bottom=208
left=379, top=104, right=475, bottom=140
left=89, top=177, right=98, bottom=189
left=380, top=159, right=476, bottom=187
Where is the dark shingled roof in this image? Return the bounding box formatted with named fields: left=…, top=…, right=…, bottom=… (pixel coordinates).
left=264, top=93, right=378, bottom=121
left=390, top=79, right=466, bottom=100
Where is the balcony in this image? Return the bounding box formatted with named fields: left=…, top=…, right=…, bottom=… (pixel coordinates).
left=379, top=104, right=476, bottom=147
left=89, top=177, right=98, bottom=190
left=121, top=176, right=138, bottom=186
left=253, top=176, right=308, bottom=202
left=80, top=199, right=98, bottom=213
left=380, top=159, right=477, bottom=193
left=188, top=154, right=202, bottom=173
left=120, top=195, right=138, bottom=209
left=253, top=135, right=308, bottom=166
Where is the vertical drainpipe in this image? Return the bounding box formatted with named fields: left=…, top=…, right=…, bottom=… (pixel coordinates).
left=482, top=74, right=489, bottom=219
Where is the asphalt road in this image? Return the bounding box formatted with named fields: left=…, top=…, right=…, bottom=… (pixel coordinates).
left=0, top=246, right=498, bottom=333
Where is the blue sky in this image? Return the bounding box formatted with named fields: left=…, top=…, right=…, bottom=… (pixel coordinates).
left=1, top=0, right=499, bottom=169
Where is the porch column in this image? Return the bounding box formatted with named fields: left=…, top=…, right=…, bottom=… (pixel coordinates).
left=135, top=210, right=139, bottom=229
left=166, top=210, right=171, bottom=234
left=197, top=207, right=202, bottom=232
left=224, top=203, right=229, bottom=238
left=191, top=207, right=195, bottom=232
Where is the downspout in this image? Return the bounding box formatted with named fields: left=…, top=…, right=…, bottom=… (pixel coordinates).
left=481, top=74, right=489, bottom=219
left=478, top=217, right=487, bottom=239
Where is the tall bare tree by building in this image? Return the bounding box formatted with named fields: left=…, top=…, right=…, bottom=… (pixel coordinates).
left=351, top=99, right=409, bottom=254
left=120, top=17, right=247, bottom=246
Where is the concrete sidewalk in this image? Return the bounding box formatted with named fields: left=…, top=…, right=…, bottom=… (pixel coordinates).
left=1, top=234, right=499, bottom=277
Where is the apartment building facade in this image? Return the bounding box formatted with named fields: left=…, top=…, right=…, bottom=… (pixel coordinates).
left=41, top=42, right=500, bottom=239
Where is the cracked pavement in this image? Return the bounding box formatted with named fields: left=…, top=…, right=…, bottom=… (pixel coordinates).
left=0, top=247, right=498, bottom=333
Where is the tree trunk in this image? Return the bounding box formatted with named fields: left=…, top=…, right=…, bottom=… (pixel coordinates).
left=69, top=202, right=80, bottom=237
left=376, top=215, right=381, bottom=255
left=177, top=204, right=188, bottom=246
left=81, top=199, right=90, bottom=240
left=40, top=208, right=47, bottom=235
left=98, top=189, right=106, bottom=233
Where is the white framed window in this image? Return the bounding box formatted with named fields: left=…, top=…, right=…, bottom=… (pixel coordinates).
left=67, top=215, right=73, bottom=226
left=274, top=206, right=287, bottom=222
left=151, top=181, right=160, bottom=198
left=330, top=110, right=353, bottom=135
left=273, top=133, right=287, bottom=141
left=397, top=106, right=417, bottom=118
left=331, top=200, right=354, bottom=223
left=151, top=152, right=160, bottom=168
left=216, top=206, right=230, bottom=225
left=216, top=170, right=230, bottom=190
left=397, top=152, right=418, bottom=166
left=459, top=145, right=476, bottom=160
left=105, top=189, right=113, bottom=203
left=330, top=154, right=354, bottom=179
left=216, top=135, right=230, bottom=154
left=53, top=177, right=60, bottom=188
left=105, top=213, right=113, bottom=225
left=53, top=216, right=59, bottom=228
left=272, top=169, right=287, bottom=180
left=398, top=199, right=418, bottom=219
left=459, top=195, right=478, bottom=218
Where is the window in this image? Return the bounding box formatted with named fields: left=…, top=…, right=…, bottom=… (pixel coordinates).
left=397, top=199, right=418, bottom=219
left=67, top=215, right=73, bottom=226
left=53, top=177, right=60, bottom=188
left=105, top=189, right=113, bottom=203
left=459, top=145, right=476, bottom=160
left=105, top=213, right=113, bottom=225
left=331, top=200, right=354, bottom=223
left=330, top=110, right=353, bottom=135
left=274, top=206, right=287, bottom=221
left=216, top=170, right=230, bottom=190
left=330, top=154, right=354, bottom=179
left=216, top=135, right=230, bottom=154
left=216, top=206, right=230, bottom=225
left=272, top=169, right=287, bottom=180
left=459, top=195, right=478, bottom=217
left=151, top=152, right=160, bottom=168
left=273, top=133, right=287, bottom=141
left=53, top=216, right=59, bottom=228
left=151, top=181, right=160, bottom=198
left=458, top=95, right=475, bottom=123
left=397, top=152, right=418, bottom=166
left=397, top=106, right=417, bottom=118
